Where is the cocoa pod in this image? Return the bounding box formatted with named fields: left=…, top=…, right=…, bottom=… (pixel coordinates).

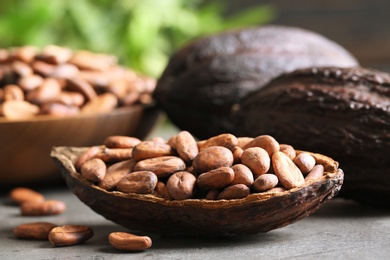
left=153, top=25, right=358, bottom=139
left=235, top=67, right=390, bottom=206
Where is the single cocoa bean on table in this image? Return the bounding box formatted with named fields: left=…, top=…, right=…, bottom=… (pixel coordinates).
left=48, top=225, right=93, bottom=247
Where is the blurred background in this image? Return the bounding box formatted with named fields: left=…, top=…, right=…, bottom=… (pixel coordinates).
left=1, top=0, right=389, bottom=79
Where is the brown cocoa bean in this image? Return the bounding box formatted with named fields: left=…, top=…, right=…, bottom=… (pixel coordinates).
left=218, top=184, right=250, bottom=200
left=197, top=166, right=234, bottom=190
left=253, top=174, right=279, bottom=192
left=37, top=45, right=73, bottom=64
left=66, top=77, right=97, bottom=101
left=9, top=187, right=45, bottom=205
left=134, top=156, right=186, bottom=178
left=108, top=232, right=152, bottom=251
left=69, top=50, right=116, bottom=71
left=293, top=152, right=316, bottom=174
left=99, top=159, right=136, bottom=191
left=17, top=74, right=44, bottom=91
left=53, top=91, right=85, bottom=107
left=175, top=131, right=199, bottom=162
left=26, top=78, right=62, bottom=105
left=74, top=146, right=101, bottom=170
left=4, top=84, right=24, bottom=101
left=166, top=171, right=197, bottom=200
left=96, top=147, right=133, bottom=163
left=10, top=46, right=38, bottom=63
left=117, top=171, right=158, bottom=194
left=40, top=102, right=80, bottom=116
left=272, top=151, right=305, bottom=189
left=14, top=222, right=57, bottom=240
left=305, top=164, right=325, bottom=182
left=205, top=189, right=220, bottom=200
left=192, top=146, right=233, bottom=173
left=31, top=60, right=55, bottom=77
left=132, top=141, right=174, bottom=161
left=154, top=181, right=172, bottom=200
left=243, top=135, right=280, bottom=156
left=80, top=158, right=107, bottom=183
left=198, top=133, right=238, bottom=151
left=237, top=137, right=254, bottom=149
left=232, top=146, right=243, bottom=164
left=48, top=225, right=93, bottom=247
left=11, top=60, right=33, bottom=77
left=103, top=135, right=141, bottom=148
left=2, top=100, right=40, bottom=119
left=279, top=144, right=296, bottom=160
left=81, top=92, right=118, bottom=114
left=230, top=164, right=254, bottom=187
left=268, top=187, right=286, bottom=193
left=241, top=147, right=270, bottom=177
left=20, top=200, right=66, bottom=216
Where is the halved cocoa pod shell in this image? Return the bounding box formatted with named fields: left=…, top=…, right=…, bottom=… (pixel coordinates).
left=234, top=67, right=390, bottom=207
left=51, top=146, right=343, bottom=237
left=153, top=25, right=358, bottom=139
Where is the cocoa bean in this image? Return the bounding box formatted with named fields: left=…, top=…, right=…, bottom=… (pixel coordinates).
left=197, top=166, right=234, bottom=190
left=272, top=152, right=305, bottom=189
left=117, top=171, right=158, bottom=194
left=175, top=131, right=198, bottom=162
left=48, top=225, right=93, bottom=247
left=293, top=153, right=316, bottom=174
left=253, top=174, right=279, bottom=192
left=241, top=147, right=270, bottom=177
left=20, top=200, right=66, bottom=216
left=230, top=164, right=254, bottom=187
left=14, top=222, right=57, bottom=240
left=9, top=187, right=45, bottom=205
left=132, top=141, right=174, bottom=161
left=103, top=136, right=141, bottom=149
left=134, top=156, right=186, bottom=178
left=218, top=184, right=250, bottom=200
left=108, top=232, right=152, bottom=251
left=80, top=158, right=107, bottom=183
left=192, top=146, right=234, bottom=173
left=166, top=171, right=197, bottom=200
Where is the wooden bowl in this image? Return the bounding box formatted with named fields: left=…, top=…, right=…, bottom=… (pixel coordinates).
left=51, top=146, right=344, bottom=237
left=0, top=104, right=160, bottom=186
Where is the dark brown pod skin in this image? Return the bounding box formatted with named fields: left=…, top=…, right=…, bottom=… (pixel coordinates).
left=153, top=25, right=358, bottom=139
left=234, top=67, right=390, bottom=207
left=51, top=146, right=343, bottom=237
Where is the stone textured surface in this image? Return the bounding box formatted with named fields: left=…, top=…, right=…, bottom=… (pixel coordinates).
left=1, top=188, right=390, bottom=259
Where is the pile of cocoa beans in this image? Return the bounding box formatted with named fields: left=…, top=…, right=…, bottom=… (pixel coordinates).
left=76, top=132, right=327, bottom=200
left=0, top=45, right=155, bottom=119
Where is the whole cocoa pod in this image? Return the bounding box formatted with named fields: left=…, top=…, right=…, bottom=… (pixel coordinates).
left=234, top=67, right=390, bottom=207
left=153, top=25, right=358, bottom=139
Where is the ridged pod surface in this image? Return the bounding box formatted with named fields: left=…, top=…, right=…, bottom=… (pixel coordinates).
left=153, top=25, right=358, bottom=139
left=234, top=67, right=390, bottom=206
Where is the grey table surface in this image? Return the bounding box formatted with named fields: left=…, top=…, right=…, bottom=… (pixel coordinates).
left=1, top=122, right=390, bottom=260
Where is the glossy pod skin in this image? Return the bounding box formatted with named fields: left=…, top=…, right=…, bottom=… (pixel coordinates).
left=51, top=146, right=343, bottom=237
left=153, top=25, right=358, bottom=139
left=234, top=67, right=390, bottom=207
